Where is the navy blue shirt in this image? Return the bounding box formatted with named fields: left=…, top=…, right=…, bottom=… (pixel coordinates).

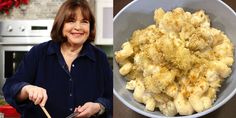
left=2, top=40, right=113, bottom=118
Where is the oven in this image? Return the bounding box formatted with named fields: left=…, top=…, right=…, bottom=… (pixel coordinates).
left=0, top=20, right=53, bottom=95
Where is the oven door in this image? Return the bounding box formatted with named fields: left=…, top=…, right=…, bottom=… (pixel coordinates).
left=0, top=45, right=32, bottom=95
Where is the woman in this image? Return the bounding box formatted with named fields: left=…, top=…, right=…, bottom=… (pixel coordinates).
left=2, top=0, right=113, bottom=118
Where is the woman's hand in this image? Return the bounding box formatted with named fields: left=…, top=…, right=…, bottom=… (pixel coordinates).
left=17, top=85, right=48, bottom=107
left=74, top=102, right=101, bottom=118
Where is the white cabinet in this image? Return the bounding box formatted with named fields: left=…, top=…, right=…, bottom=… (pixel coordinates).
left=95, top=0, right=113, bottom=45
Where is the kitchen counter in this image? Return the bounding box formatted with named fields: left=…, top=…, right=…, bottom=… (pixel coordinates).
left=113, top=0, right=236, bottom=118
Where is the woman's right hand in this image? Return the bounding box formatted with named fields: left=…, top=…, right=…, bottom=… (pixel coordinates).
left=18, top=85, right=48, bottom=107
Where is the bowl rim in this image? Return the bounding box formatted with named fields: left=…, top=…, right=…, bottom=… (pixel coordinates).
left=113, top=0, right=236, bottom=118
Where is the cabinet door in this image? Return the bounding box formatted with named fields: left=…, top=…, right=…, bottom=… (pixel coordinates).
left=95, top=0, right=113, bottom=45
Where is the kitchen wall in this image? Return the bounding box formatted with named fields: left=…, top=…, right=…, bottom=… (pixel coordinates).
left=0, top=0, right=112, bottom=61
left=0, top=0, right=95, bottom=20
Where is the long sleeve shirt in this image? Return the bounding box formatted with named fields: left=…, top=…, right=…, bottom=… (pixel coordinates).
left=2, top=40, right=113, bottom=118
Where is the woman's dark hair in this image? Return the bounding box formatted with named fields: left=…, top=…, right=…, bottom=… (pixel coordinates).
left=51, top=0, right=95, bottom=43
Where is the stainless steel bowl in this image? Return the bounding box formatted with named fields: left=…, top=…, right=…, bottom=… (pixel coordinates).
left=113, top=0, right=236, bottom=117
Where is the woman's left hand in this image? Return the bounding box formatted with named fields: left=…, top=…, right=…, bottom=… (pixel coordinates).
left=74, top=102, right=101, bottom=118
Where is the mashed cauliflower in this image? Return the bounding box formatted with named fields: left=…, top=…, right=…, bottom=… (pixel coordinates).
left=115, top=8, right=234, bottom=116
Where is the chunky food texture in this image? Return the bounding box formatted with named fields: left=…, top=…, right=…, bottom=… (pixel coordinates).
left=115, top=8, right=234, bottom=116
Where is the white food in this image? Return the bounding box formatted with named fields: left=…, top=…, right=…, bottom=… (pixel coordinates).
left=115, top=7, right=234, bottom=116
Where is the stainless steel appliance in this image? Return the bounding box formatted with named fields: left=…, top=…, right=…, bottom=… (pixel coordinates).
left=0, top=20, right=54, bottom=95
